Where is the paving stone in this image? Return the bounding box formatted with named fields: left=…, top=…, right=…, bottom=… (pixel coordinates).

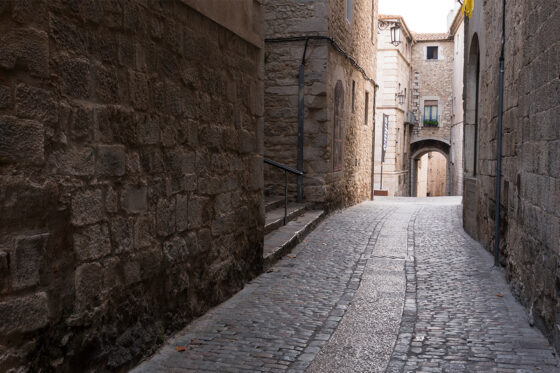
left=132, top=198, right=559, bottom=372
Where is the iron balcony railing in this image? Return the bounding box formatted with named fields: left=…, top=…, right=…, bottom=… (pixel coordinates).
left=264, top=158, right=304, bottom=225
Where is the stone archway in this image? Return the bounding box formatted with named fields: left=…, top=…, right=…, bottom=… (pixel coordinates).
left=409, top=139, right=451, bottom=197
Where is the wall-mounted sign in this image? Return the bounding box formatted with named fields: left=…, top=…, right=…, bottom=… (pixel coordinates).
left=382, top=114, right=389, bottom=162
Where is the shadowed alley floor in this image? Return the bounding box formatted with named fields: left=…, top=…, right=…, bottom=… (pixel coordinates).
left=132, top=197, right=559, bottom=372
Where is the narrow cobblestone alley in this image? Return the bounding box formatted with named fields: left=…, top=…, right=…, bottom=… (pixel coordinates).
left=133, top=198, right=558, bottom=372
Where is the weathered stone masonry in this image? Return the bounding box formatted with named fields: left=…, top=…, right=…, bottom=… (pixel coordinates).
left=463, top=0, right=560, bottom=351
left=0, top=1, right=264, bottom=371
left=264, top=0, right=377, bottom=210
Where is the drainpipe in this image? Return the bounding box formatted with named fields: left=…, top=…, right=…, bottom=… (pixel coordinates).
left=296, top=39, right=310, bottom=203
left=265, top=36, right=378, bottom=202
left=493, top=0, right=506, bottom=267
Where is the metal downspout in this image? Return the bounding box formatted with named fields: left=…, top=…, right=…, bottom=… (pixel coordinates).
left=494, top=0, right=506, bottom=267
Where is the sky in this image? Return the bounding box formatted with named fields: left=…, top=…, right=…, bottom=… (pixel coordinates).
left=379, top=0, right=459, bottom=33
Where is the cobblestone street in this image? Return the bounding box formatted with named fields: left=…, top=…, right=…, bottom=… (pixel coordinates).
left=133, top=198, right=559, bottom=372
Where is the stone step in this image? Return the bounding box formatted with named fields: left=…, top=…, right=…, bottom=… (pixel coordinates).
left=263, top=210, right=325, bottom=271
left=264, top=203, right=306, bottom=235
left=264, top=195, right=285, bottom=213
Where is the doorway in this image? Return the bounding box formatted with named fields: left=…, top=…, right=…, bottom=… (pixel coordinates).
left=416, top=151, right=447, bottom=197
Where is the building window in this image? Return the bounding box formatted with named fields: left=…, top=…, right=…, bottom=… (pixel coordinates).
left=364, top=91, right=369, bottom=125
left=333, top=80, right=344, bottom=171
left=423, top=100, right=438, bottom=127
left=351, top=80, right=356, bottom=113
left=346, top=0, right=353, bottom=23
left=427, top=46, right=438, bottom=60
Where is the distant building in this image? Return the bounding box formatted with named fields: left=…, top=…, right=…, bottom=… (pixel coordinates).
left=373, top=15, right=414, bottom=196
left=264, top=0, right=378, bottom=209
left=463, top=0, right=560, bottom=351
left=375, top=10, right=464, bottom=197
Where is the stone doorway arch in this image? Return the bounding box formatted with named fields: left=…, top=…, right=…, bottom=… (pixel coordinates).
left=409, top=139, right=451, bottom=197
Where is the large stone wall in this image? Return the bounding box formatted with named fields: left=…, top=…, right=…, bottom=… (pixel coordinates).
left=263, top=0, right=328, bottom=201
left=325, top=0, right=377, bottom=208
left=463, top=0, right=560, bottom=351
left=0, top=1, right=264, bottom=371
left=264, top=0, right=377, bottom=209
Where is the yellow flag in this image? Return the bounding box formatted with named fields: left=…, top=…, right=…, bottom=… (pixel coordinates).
left=462, top=0, right=474, bottom=18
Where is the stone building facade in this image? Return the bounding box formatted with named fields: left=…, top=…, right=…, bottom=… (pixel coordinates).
left=0, top=1, right=264, bottom=371
left=463, top=0, right=560, bottom=351
left=409, top=33, right=455, bottom=196
left=373, top=15, right=413, bottom=197
left=375, top=10, right=464, bottom=198
left=264, top=0, right=378, bottom=210
left=449, top=7, right=465, bottom=196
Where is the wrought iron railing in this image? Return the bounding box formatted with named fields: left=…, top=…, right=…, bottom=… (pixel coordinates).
left=264, top=158, right=303, bottom=225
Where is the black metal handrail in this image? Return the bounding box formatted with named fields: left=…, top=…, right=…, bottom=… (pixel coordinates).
left=264, top=158, right=303, bottom=225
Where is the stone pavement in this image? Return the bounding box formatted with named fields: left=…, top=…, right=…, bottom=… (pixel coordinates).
left=132, top=197, right=559, bottom=372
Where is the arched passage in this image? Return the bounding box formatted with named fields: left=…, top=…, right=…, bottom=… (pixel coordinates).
left=464, top=34, right=480, bottom=177
left=409, top=139, right=451, bottom=197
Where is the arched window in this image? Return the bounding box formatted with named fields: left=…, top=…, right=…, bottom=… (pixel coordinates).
left=333, top=81, right=344, bottom=171
left=464, top=35, right=480, bottom=177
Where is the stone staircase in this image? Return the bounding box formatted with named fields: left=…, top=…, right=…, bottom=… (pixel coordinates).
left=263, top=196, right=325, bottom=270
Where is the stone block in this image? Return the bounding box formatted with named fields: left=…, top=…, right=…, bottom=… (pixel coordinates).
left=0, top=28, right=49, bottom=77
left=139, top=149, right=164, bottom=174
left=94, top=64, right=119, bottom=103
left=0, top=292, right=49, bottom=334
left=71, top=106, right=95, bottom=141
left=96, top=145, right=126, bottom=177
left=136, top=114, right=160, bottom=145
left=123, top=260, right=141, bottom=285
left=71, top=189, right=103, bottom=226
left=215, top=192, right=232, bottom=215
left=117, top=34, right=135, bottom=67
left=50, top=15, right=88, bottom=53
left=47, top=146, right=95, bottom=176
left=15, top=83, right=57, bottom=124
left=156, top=197, right=176, bottom=237
left=163, top=236, right=189, bottom=265
left=74, top=263, right=103, bottom=312
left=134, top=216, right=152, bottom=249
left=165, top=149, right=195, bottom=174
left=0, top=85, right=11, bottom=109
left=73, top=223, right=111, bottom=262
left=12, top=234, right=49, bottom=290
left=211, top=212, right=237, bottom=237
left=60, top=57, right=90, bottom=99
left=122, top=185, right=147, bottom=213
left=176, top=194, right=188, bottom=232
left=185, top=174, right=197, bottom=191
left=129, top=71, right=150, bottom=109
left=110, top=217, right=133, bottom=254
left=0, top=115, right=44, bottom=165
left=188, top=196, right=210, bottom=230
left=105, top=186, right=118, bottom=213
